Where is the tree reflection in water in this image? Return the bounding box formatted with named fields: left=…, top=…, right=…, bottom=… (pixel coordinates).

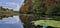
left=0, top=15, right=13, bottom=20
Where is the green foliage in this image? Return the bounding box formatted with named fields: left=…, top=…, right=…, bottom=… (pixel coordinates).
left=46, top=3, right=60, bottom=14
left=0, top=6, right=14, bottom=13
left=32, top=0, right=60, bottom=16
left=0, top=6, right=3, bottom=9
left=32, top=0, right=60, bottom=28
left=32, top=20, right=60, bottom=27
left=32, top=0, right=46, bottom=15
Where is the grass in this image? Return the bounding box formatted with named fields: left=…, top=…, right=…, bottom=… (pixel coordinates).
left=32, top=20, right=60, bottom=27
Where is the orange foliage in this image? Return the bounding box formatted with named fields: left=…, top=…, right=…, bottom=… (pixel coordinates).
left=20, top=0, right=30, bottom=14
left=20, top=0, right=31, bottom=28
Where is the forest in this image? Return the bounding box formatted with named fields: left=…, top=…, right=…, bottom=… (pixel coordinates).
left=0, top=6, right=19, bottom=19
left=20, top=0, right=60, bottom=28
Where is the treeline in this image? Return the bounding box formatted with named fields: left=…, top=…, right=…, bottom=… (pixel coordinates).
left=32, top=0, right=60, bottom=21
left=0, top=6, right=14, bottom=19
left=20, top=0, right=60, bottom=20
left=32, top=0, right=60, bottom=15
left=0, top=6, right=14, bottom=14
left=20, top=0, right=60, bottom=15
left=0, top=6, right=19, bottom=14
left=20, top=0, right=60, bottom=28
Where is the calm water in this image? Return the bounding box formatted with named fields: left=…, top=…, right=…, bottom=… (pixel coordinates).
left=0, top=15, right=24, bottom=28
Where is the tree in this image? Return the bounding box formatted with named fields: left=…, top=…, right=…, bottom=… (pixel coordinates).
left=0, top=6, right=3, bottom=10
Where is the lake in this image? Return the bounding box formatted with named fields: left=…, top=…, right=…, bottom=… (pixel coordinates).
left=0, top=15, right=24, bottom=28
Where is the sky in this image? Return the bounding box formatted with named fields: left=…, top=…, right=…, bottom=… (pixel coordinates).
left=0, top=0, right=24, bottom=11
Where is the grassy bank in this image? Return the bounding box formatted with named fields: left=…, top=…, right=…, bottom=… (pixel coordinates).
left=32, top=20, right=60, bottom=28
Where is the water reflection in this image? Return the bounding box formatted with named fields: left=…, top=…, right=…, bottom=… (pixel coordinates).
left=0, top=15, right=13, bottom=20
left=0, top=15, right=24, bottom=28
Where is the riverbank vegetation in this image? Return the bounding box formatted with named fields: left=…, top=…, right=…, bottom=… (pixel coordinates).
left=0, top=6, right=19, bottom=19
left=20, top=0, right=60, bottom=28
left=0, top=6, right=14, bottom=14
left=32, top=0, right=60, bottom=28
